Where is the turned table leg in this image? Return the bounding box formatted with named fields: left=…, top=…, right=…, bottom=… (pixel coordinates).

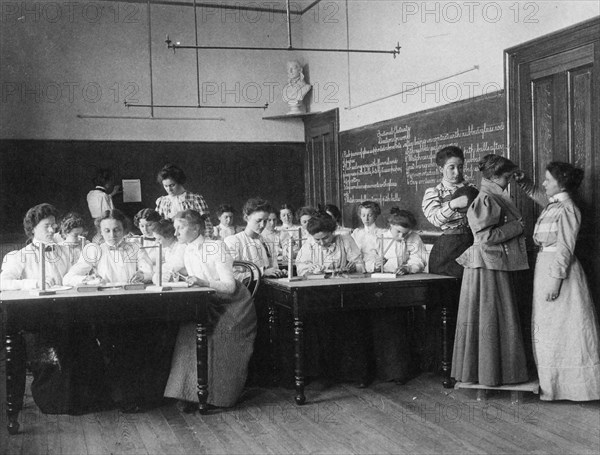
left=196, top=323, right=209, bottom=414
left=268, top=301, right=280, bottom=386
left=6, top=333, right=26, bottom=435
left=293, top=316, right=306, bottom=405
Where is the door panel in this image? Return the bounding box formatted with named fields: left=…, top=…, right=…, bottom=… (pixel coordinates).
left=506, top=17, right=599, bottom=308
left=303, top=109, right=340, bottom=210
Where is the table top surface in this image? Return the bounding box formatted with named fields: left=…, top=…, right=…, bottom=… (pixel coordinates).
left=263, top=273, right=456, bottom=289
left=0, top=286, right=215, bottom=302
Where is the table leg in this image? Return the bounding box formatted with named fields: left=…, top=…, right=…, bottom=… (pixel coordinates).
left=293, top=316, right=306, bottom=405
left=196, top=323, right=209, bottom=414
left=5, top=333, right=26, bottom=435
left=441, top=286, right=457, bottom=388
left=268, top=301, right=279, bottom=386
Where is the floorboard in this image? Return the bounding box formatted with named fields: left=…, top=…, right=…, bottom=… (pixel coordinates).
left=1, top=372, right=599, bottom=455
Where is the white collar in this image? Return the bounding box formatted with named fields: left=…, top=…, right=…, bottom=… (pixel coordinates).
left=549, top=192, right=570, bottom=203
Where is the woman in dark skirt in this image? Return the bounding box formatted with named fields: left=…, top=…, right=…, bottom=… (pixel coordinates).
left=422, top=146, right=477, bottom=278
left=64, top=209, right=176, bottom=412
left=451, top=154, right=529, bottom=386
left=421, top=146, right=477, bottom=370
left=164, top=210, right=256, bottom=409
left=1, top=203, right=111, bottom=415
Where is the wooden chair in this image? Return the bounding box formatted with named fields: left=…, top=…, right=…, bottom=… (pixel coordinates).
left=233, top=260, right=262, bottom=298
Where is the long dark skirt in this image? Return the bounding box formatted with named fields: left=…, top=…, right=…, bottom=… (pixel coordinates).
left=429, top=232, right=473, bottom=279
left=164, top=282, right=256, bottom=407
left=451, top=268, right=528, bottom=386
left=276, top=308, right=419, bottom=386
left=29, top=326, right=112, bottom=415
left=423, top=231, right=473, bottom=372
left=370, top=309, right=419, bottom=383
left=98, top=321, right=178, bottom=408
left=276, top=310, right=371, bottom=385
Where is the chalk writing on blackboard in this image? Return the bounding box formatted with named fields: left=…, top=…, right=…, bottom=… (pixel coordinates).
left=339, top=92, right=506, bottom=230
left=342, top=121, right=505, bottom=205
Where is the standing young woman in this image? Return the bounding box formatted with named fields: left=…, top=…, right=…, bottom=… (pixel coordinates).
left=155, top=164, right=213, bottom=237
left=421, top=146, right=477, bottom=371
left=164, top=210, right=256, bottom=409
left=452, top=154, right=529, bottom=387
left=422, top=146, right=476, bottom=278
left=516, top=162, right=600, bottom=401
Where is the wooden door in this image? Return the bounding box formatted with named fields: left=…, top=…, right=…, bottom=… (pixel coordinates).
left=506, top=17, right=600, bottom=306
left=303, top=109, right=340, bottom=211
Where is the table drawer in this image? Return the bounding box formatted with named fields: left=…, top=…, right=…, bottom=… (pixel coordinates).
left=340, top=285, right=428, bottom=310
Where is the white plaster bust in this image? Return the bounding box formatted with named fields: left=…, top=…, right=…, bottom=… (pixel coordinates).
left=282, top=60, right=312, bottom=114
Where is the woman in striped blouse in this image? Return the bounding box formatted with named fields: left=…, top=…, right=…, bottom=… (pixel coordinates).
left=516, top=162, right=600, bottom=401
left=421, top=146, right=476, bottom=372
left=421, top=146, right=476, bottom=279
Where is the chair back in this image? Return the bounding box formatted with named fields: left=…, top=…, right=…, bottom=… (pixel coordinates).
left=233, top=260, right=262, bottom=297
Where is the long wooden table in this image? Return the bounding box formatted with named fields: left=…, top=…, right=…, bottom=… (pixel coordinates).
left=263, top=274, right=458, bottom=405
left=1, top=286, right=214, bottom=434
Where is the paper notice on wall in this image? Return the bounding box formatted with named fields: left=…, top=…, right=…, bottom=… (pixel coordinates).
left=122, top=179, right=142, bottom=203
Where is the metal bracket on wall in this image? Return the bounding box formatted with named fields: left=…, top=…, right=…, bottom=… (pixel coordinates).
left=165, top=0, right=401, bottom=57
left=164, top=35, right=401, bottom=58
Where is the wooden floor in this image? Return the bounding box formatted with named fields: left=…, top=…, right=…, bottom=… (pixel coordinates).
left=1, top=372, right=598, bottom=455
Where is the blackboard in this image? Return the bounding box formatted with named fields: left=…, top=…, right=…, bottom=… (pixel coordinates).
left=340, top=91, right=506, bottom=232
left=0, top=140, right=305, bottom=240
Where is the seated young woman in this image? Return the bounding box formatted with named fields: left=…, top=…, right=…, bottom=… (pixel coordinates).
left=213, top=204, right=237, bottom=240
left=351, top=201, right=387, bottom=270
left=1, top=203, right=109, bottom=415
left=64, top=209, right=175, bottom=412
left=295, top=214, right=364, bottom=276
left=372, top=208, right=427, bottom=274
left=133, top=208, right=162, bottom=245
left=369, top=208, right=428, bottom=384
left=151, top=218, right=187, bottom=284
left=164, top=210, right=256, bottom=410
left=281, top=214, right=372, bottom=385
left=54, top=212, right=89, bottom=267
left=279, top=204, right=317, bottom=262
left=261, top=206, right=282, bottom=262
left=224, top=198, right=285, bottom=279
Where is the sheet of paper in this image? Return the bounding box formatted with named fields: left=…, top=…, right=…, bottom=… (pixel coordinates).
left=122, top=179, right=142, bottom=203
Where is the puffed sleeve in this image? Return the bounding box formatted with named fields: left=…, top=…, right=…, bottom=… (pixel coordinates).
left=422, top=186, right=455, bottom=227
left=223, top=235, right=241, bottom=261
left=63, top=243, right=98, bottom=286
left=155, top=196, right=166, bottom=218
left=405, top=234, right=427, bottom=274
left=468, top=195, right=523, bottom=245
left=136, top=246, right=154, bottom=282
left=342, top=235, right=365, bottom=273
left=295, top=242, right=314, bottom=276
left=550, top=203, right=580, bottom=279
left=0, top=250, right=37, bottom=290
left=206, top=241, right=236, bottom=295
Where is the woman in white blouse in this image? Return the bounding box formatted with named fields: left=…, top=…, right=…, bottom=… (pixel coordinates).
left=150, top=218, right=186, bottom=284
left=1, top=203, right=109, bottom=415
left=516, top=163, right=600, bottom=401
left=225, top=198, right=285, bottom=279
left=65, top=209, right=173, bottom=413
left=1, top=203, right=71, bottom=290
left=164, top=210, right=256, bottom=410
left=351, top=201, right=387, bottom=271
